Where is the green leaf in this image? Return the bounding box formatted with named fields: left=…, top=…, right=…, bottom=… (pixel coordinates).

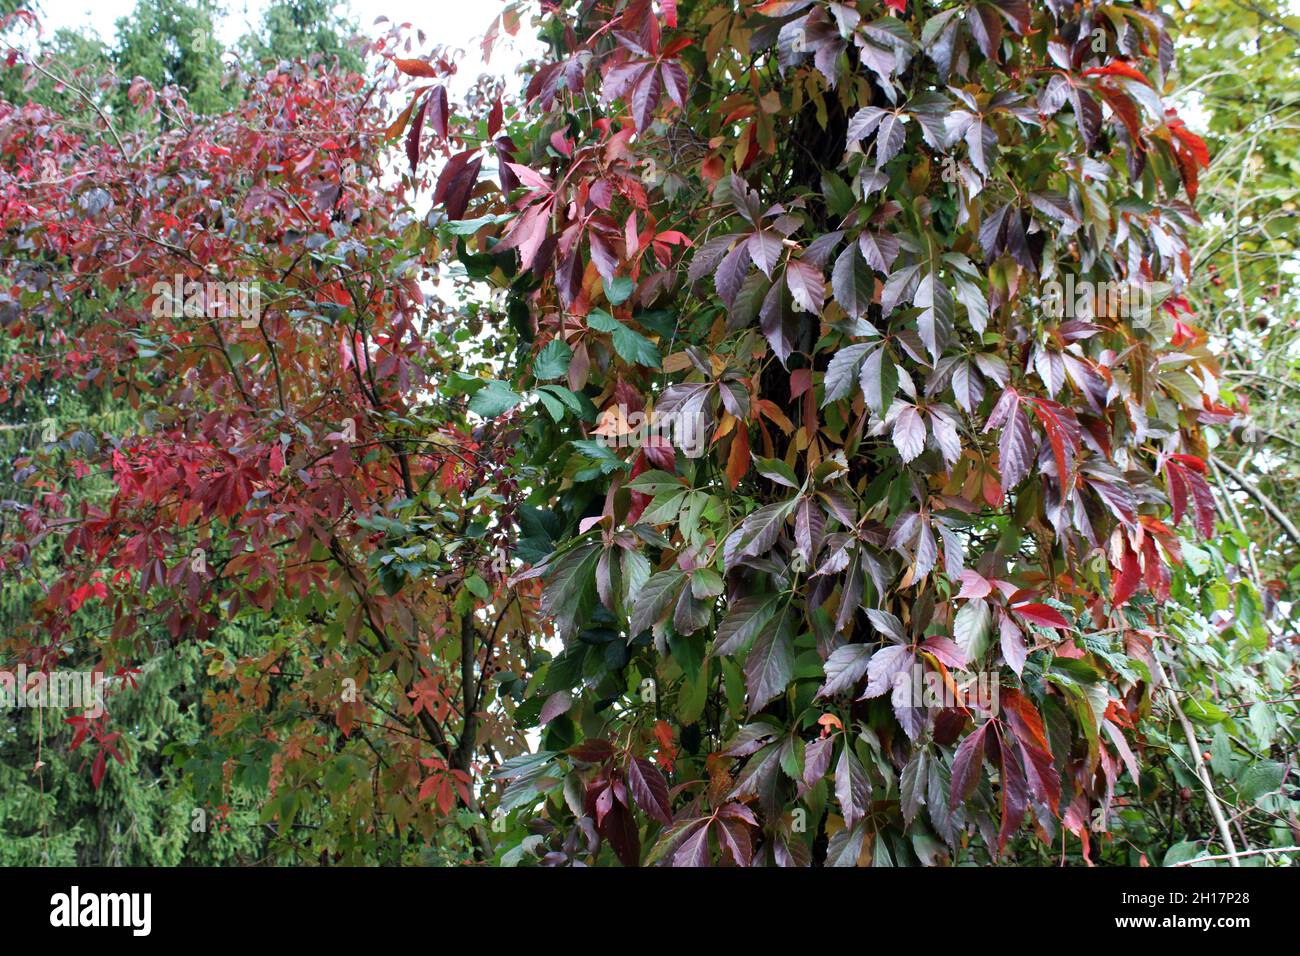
left=540, top=544, right=601, bottom=640
left=468, top=380, right=524, bottom=418
left=822, top=343, right=872, bottom=406
left=1236, top=760, right=1285, bottom=805
left=953, top=599, right=992, bottom=662
left=443, top=213, right=511, bottom=235
left=755, top=457, right=799, bottom=488
left=640, top=489, right=688, bottom=524
left=744, top=621, right=794, bottom=712
left=816, top=643, right=872, bottom=699
left=570, top=439, right=630, bottom=479
left=538, top=384, right=596, bottom=422
left=713, top=594, right=779, bottom=657
left=677, top=659, right=711, bottom=723
left=537, top=389, right=566, bottom=422
left=534, top=339, right=572, bottom=380
left=627, top=469, right=686, bottom=495
left=821, top=170, right=857, bottom=217
left=1182, top=697, right=1229, bottom=725
left=860, top=346, right=898, bottom=417
left=588, top=309, right=661, bottom=367
left=629, top=570, right=687, bottom=635
left=1162, top=841, right=1202, bottom=866
left=603, top=276, right=635, bottom=305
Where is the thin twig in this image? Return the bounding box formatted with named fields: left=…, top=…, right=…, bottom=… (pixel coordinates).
left=1214, top=457, right=1300, bottom=546
left=1171, top=845, right=1300, bottom=867
left=1150, top=654, right=1242, bottom=867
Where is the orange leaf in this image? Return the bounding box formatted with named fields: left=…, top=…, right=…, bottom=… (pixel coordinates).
left=1083, top=60, right=1152, bottom=87
left=725, top=426, right=750, bottom=490
left=387, top=55, right=439, bottom=78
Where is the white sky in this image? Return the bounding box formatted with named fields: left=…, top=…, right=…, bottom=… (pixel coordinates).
left=25, top=0, right=540, bottom=91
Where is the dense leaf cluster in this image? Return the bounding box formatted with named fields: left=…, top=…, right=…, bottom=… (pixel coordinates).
left=2, top=0, right=1295, bottom=868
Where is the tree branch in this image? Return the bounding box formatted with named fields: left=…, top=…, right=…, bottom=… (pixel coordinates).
left=1151, top=655, right=1241, bottom=867
left=1213, top=457, right=1300, bottom=546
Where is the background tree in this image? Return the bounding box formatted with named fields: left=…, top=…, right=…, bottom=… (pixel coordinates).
left=0, top=0, right=366, bottom=866
left=238, top=0, right=363, bottom=73
left=113, top=0, right=232, bottom=114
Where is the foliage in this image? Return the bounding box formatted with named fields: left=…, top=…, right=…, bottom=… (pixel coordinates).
left=239, top=0, right=364, bottom=73
left=1171, top=0, right=1299, bottom=587
left=393, top=0, right=1295, bottom=867
left=0, top=0, right=1295, bottom=868
left=0, top=0, right=365, bottom=865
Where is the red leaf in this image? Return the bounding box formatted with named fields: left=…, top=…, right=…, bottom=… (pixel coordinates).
left=488, top=96, right=503, bottom=137
left=540, top=691, right=572, bottom=724
left=1142, top=534, right=1171, bottom=600
left=956, top=570, right=993, bottom=599
left=387, top=56, right=439, bottom=78
left=91, top=749, right=107, bottom=790
left=715, top=816, right=753, bottom=866
left=627, top=756, right=672, bottom=824
left=1083, top=60, right=1152, bottom=87
left=568, top=739, right=615, bottom=763
left=673, top=819, right=711, bottom=867
left=1185, top=467, right=1216, bottom=538
left=504, top=162, right=553, bottom=194
left=999, top=614, right=1027, bottom=677
left=495, top=201, right=553, bottom=271
left=986, top=391, right=1034, bottom=494
left=1165, top=456, right=1214, bottom=537
left=724, top=425, right=749, bottom=490
left=384, top=93, right=422, bottom=140
left=630, top=63, right=662, bottom=132
left=1165, top=458, right=1188, bottom=527
left=1104, top=719, right=1141, bottom=786
left=405, top=94, right=427, bottom=173
left=1002, top=689, right=1051, bottom=755
left=996, top=735, right=1028, bottom=851
left=1169, top=117, right=1210, bottom=168
left=1026, top=397, right=1079, bottom=493
left=1098, top=86, right=1143, bottom=141
left=786, top=258, right=825, bottom=314
left=431, top=150, right=484, bottom=221
left=1011, top=602, right=1070, bottom=629
left=950, top=722, right=988, bottom=807
left=1018, top=737, right=1061, bottom=816
left=1170, top=453, right=1207, bottom=473
left=428, top=85, right=449, bottom=140
left=641, top=434, right=676, bottom=471
left=922, top=635, right=967, bottom=670
left=1171, top=140, right=1201, bottom=199
left=1112, top=544, right=1140, bottom=607
left=602, top=799, right=642, bottom=866
left=660, top=60, right=689, bottom=110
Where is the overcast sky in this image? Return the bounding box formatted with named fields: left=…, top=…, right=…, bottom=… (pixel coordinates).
left=26, top=0, right=540, bottom=90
